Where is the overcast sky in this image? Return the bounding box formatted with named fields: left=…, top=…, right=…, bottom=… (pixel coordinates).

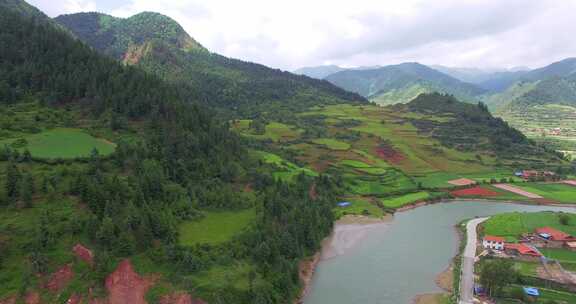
left=29, top=0, right=576, bottom=71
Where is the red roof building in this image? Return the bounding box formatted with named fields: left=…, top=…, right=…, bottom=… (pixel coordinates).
left=505, top=243, right=542, bottom=257
left=484, top=235, right=505, bottom=242
left=535, top=227, right=576, bottom=242
left=482, top=235, right=505, bottom=250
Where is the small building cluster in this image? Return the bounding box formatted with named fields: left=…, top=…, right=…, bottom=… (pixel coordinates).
left=514, top=170, right=556, bottom=181
left=483, top=226, right=576, bottom=260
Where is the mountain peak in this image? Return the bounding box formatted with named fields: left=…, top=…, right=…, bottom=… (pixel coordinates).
left=55, top=11, right=206, bottom=60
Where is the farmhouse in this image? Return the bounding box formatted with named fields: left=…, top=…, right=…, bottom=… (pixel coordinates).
left=505, top=243, right=542, bottom=261
left=535, top=227, right=576, bottom=247
left=522, top=170, right=539, bottom=180
left=482, top=235, right=505, bottom=250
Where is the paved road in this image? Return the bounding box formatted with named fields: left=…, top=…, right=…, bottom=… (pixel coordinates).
left=459, top=217, right=489, bottom=304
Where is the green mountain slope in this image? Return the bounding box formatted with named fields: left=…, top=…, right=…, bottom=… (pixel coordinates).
left=325, top=62, right=486, bottom=105
left=0, top=0, right=48, bottom=19
left=55, top=12, right=366, bottom=114
left=1, top=2, right=339, bottom=303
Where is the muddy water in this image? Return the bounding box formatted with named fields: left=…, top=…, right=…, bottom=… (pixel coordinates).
left=304, top=200, right=576, bottom=304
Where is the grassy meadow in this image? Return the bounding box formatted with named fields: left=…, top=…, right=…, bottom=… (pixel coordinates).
left=1, top=128, right=116, bottom=159
left=178, top=209, right=255, bottom=246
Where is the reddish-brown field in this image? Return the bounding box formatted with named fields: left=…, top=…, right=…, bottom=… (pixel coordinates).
left=374, top=144, right=405, bottom=164
left=451, top=186, right=500, bottom=197
left=44, top=264, right=74, bottom=292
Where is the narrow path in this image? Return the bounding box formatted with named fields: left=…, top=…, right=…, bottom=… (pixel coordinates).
left=459, top=217, right=489, bottom=304
left=493, top=184, right=542, bottom=199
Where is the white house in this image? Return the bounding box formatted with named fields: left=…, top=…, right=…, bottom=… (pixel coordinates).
left=482, top=235, right=505, bottom=250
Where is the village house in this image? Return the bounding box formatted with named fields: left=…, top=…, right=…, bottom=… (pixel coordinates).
left=505, top=243, right=542, bottom=261
left=535, top=227, right=576, bottom=248
left=482, top=235, right=505, bottom=250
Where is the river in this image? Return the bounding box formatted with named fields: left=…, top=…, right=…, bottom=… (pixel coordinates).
left=304, top=200, right=576, bottom=304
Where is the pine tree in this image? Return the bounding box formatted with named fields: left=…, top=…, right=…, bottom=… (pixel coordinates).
left=5, top=160, right=21, bottom=199
left=20, top=172, right=34, bottom=208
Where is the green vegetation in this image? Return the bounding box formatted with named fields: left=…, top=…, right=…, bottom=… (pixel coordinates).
left=380, top=192, right=430, bottom=208
left=0, top=6, right=345, bottom=304
left=179, top=209, right=256, bottom=246
left=0, top=128, right=115, bottom=159
left=252, top=150, right=317, bottom=181
left=333, top=197, right=384, bottom=218
left=312, top=138, right=351, bottom=150
left=512, top=261, right=539, bottom=277
left=515, top=183, right=576, bottom=204
left=482, top=212, right=576, bottom=241
left=56, top=12, right=365, bottom=116
left=540, top=248, right=576, bottom=263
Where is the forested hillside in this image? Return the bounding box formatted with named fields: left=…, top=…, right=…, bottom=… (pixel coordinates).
left=55, top=12, right=366, bottom=116
left=0, top=3, right=340, bottom=303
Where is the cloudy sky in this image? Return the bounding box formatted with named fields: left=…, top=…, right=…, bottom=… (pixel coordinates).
left=29, top=0, right=576, bottom=71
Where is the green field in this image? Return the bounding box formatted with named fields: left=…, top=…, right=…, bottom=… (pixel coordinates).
left=512, top=261, right=539, bottom=277
left=234, top=120, right=302, bottom=142
left=252, top=150, right=317, bottom=181
left=312, top=138, right=351, bottom=150
left=189, top=262, right=254, bottom=293
left=380, top=191, right=430, bottom=208
left=334, top=197, right=384, bottom=218
left=179, top=209, right=255, bottom=246
left=515, top=183, right=576, bottom=204
left=0, top=128, right=116, bottom=159
left=482, top=211, right=576, bottom=242
left=540, top=248, right=576, bottom=263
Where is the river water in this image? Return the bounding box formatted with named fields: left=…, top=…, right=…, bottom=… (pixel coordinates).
left=304, top=200, right=576, bottom=304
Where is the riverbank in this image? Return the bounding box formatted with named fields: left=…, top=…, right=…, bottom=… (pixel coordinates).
left=301, top=200, right=576, bottom=304
left=296, top=214, right=392, bottom=303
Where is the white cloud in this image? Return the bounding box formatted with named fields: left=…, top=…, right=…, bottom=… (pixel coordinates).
left=26, top=0, right=576, bottom=70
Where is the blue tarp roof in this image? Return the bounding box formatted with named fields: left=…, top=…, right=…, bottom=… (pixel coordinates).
left=523, top=287, right=540, bottom=296
left=337, top=202, right=351, bottom=207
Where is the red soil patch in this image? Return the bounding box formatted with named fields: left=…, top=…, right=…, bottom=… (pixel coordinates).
left=159, top=293, right=206, bottom=304
left=451, top=186, right=500, bottom=197
left=25, top=292, right=40, bottom=304
left=44, top=264, right=74, bottom=292
left=0, top=296, right=17, bottom=304
left=67, top=294, right=82, bottom=304
left=374, top=145, right=405, bottom=164
left=105, top=259, right=155, bottom=304
left=73, top=244, right=94, bottom=264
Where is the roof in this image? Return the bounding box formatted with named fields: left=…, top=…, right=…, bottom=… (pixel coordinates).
left=483, top=235, right=505, bottom=243
left=535, top=227, right=575, bottom=241
left=505, top=243, right=542, bottom=257
left=337, top=202, right=351, bottom=207
left=523, top=287, right=540, bottom=296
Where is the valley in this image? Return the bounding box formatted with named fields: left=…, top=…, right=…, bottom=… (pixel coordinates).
left=1, top=1, right=576, bottom=304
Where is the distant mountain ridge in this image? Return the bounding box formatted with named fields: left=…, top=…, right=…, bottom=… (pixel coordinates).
left=324, top=62, right=486, bottom=105
left=55, top=12, right=366, bottom=114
